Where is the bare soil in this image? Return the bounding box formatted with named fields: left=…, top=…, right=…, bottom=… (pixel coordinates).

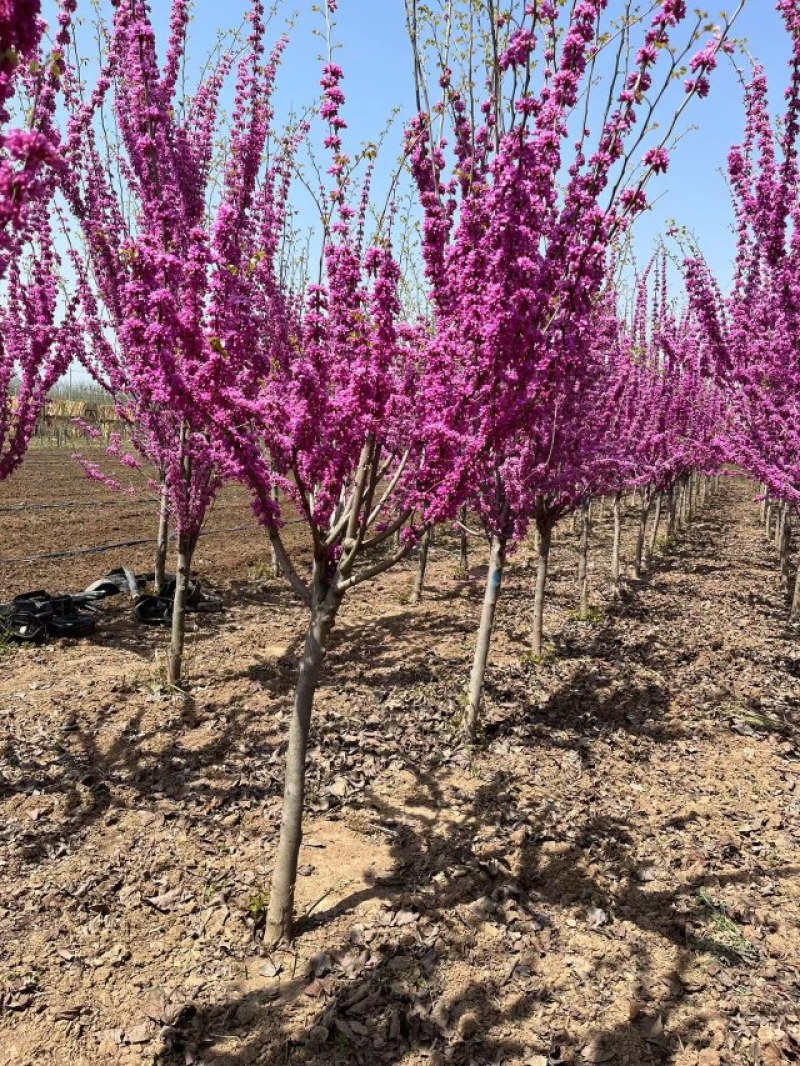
left=0, top=453, right=798, bottom=1066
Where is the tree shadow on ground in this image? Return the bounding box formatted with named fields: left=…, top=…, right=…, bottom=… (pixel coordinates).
left=155, top=760, right=799, bottom=1065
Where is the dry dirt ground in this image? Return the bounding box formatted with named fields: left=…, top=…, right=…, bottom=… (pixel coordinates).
left=0, top=452, right=798, bottom=1066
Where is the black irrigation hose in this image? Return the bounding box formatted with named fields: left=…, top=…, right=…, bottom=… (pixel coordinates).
left=0, top=497, right=249, bottom=515
left=0, top=525, right=255, bottom=566
left=0, top=499, right=150, bottom=514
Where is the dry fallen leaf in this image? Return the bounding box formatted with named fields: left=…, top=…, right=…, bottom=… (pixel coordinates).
left=581, top=1035, right=615, bottom=1062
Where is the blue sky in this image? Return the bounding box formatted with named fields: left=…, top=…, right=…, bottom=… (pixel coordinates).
left=52, top=0, right=793, bottom=290
left=205, top=0, right=791, bottom=288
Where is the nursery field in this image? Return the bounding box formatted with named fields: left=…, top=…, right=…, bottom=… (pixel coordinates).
left=0, top=452, right=798, bottom=1066
left=0, top=448, right=263, bottom=599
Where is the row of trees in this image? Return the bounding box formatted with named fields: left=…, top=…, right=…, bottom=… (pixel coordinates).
left=683, top=0, right=800, bottom=613
left=1, top=0, right=797, bottom=945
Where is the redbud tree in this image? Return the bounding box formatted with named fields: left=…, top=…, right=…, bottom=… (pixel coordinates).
left=189, top=30, right=455, bottom=943
left=66, top=0, right=450, bottom=943
left=59, top=0, right=288, bottom=683
left=1, top=1, right=80, bottom=487
left=684, top=2, right=800, bottom=614
left=405, top=0, right=741, bottom=740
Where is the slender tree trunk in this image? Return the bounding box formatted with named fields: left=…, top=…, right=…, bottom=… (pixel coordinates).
left=578, top=502, right=590, bottom=619
left=791, top=556, right=800, bottom=620
left=647, top=493, right=662, bottom=565
left=532, top=523, right=552, bottom=658
left=611, top=491, right=622, bottom=592
left=775, top=502, right=786, bottom=554
left=667, top=486, right=676, bottom=543
left=271, top=485, right=283, bottom=578
left=154, top=486, right=169, bottom=595
left=265, top=589, right=340, bottom=946
left=760, top=487, right=768, bottom=526
left=464, top=535, right=507, bottom=742
left=459, top=506, right=469, bottom=574
left=167, top=533, right=193, bottom=687
left=633, top=491, right=651, bottom=578
left=410, top=527, right=431, bottom=604
left=766, top=500, right=773, bottom=539
left=780, top=508, right=791, bottom=591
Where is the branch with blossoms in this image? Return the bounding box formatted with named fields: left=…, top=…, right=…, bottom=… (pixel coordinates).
left=679, top=8, right=800, bottom=616
left=176, top=0, right=486, bottom=947
left=0, top=1, right=80, bottom=488
left=401, top=0, right=744, bottom=745
left=59, top=0, right=289, bottom=683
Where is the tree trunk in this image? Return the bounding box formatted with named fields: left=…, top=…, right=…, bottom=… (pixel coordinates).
left=578, top=502, right=590, bottom=619
left=647, top=493, right=662, bottom=565
left=410, top=527, right=431, bottom=604
left=154, top=486, right=169, bottom=595
left=271, top=485, right=283, bottom=578
left=791, top=557, right=800, bottom=620
left=167, top=533, right=193, bottom=687
left=464, top=535, right=507, bottom=742
left=611, top=491, right=622, bottom=593
left=760, top=487, right=768, bottom=526
left=677, top=482, right=687, bottom=529
left=780, top=508, right=791, bottom=591
left=775, top=503, right=786, bottom=554
left=459, top=506, right=469, bottom=573
left=667, top=486, right=676, bottom=543
left=265, top=590, right=340, bottom=946
left=532, top=523, right=552, bottom=658
left=633, top=492, right=650, bottom=578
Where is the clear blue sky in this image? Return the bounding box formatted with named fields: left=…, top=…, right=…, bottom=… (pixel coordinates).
left=52, top=0, right=792, bottom=290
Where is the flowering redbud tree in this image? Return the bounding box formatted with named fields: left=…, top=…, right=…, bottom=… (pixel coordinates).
left=61, top=0, right=426, bottom=943
left=1, top=2, right=80, bottom=486
left=59, top=0, right=287, bottom=683
left=684, top=4, right=800, bottom=615
left=189, top=25, right=460, bottom=942
left=1, top=0, right=47, bottom=266
left=406, top=0, right=741, bottom=740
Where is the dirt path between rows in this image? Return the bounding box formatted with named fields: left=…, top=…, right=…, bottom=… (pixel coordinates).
left=1, top=474, right=798, bottom=1066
